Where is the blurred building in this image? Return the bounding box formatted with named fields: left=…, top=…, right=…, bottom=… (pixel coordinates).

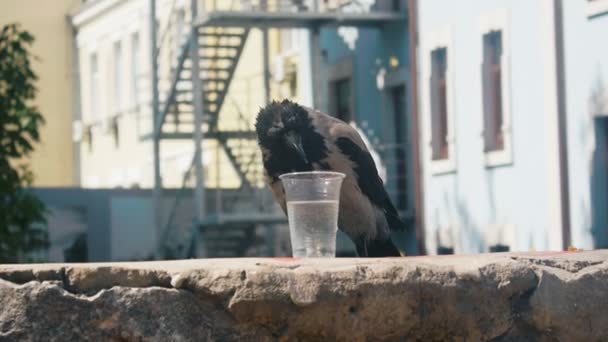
left=268, top=28, right=314, bottom=105
left=316, top=0, right=421, bottom=255
left=63, top=0, right=282, bottom=260
left=563, top=0, right=608, bottom=249
left=51, top=0, right=409, bottom=261
left=19, top=0, right=606, bottom=261
left=417, top=0, right=608, bottom=254
left=0, top=0, right=80, bottom=186
left=70, top=0, right=265, bottom=189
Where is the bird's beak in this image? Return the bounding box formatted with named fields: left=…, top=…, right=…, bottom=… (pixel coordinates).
left=285, top=131, right=308, bottom=164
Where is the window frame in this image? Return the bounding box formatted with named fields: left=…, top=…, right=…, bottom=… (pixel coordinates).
left=279, top=29, right=300, bottom=57
left=423, top=28, right=456, bottom=175
left=587, top=0, right=608, bottom=18
left=479, top=8, right=513, bottom=167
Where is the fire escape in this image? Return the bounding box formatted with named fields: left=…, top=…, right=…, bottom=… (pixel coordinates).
left=152, top=0, right=404, bottom=258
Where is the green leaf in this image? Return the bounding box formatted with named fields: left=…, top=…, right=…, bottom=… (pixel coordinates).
left=0, top=23, right=48, bottom=263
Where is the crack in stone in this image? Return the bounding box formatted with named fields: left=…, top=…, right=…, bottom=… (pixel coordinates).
left=0, top=275, right=176, bottom=299
left=511, top=256, right=603, bottom=273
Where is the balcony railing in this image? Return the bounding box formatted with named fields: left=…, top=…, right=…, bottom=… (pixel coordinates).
left=197, top=0, right=405, bottom=28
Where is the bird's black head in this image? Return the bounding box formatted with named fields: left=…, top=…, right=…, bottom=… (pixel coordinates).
left=256, top=99, right=310, bottom=141
left=255, top=99, right=313, bottom=163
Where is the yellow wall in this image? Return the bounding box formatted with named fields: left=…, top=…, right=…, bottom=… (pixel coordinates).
left=0, top=0, right=79, bottom=186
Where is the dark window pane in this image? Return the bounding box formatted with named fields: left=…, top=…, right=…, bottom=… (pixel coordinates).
left=437, top=246, right=454, bottom=255
left=482, top=30, right=504, bottom=152
left=489, top=244, right=510, bottom=253
left=430, top=47, right=449, bottom=160
left=391, top=85, right=408, bottom=210
left=333, top=78, right=352, bottom=122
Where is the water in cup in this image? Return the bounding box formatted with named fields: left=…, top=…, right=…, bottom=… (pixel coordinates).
left=279, top=171, right=345, bottom=258
left=286, top=199, right=339, bottom=257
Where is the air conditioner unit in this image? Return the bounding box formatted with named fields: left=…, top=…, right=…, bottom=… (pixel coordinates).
left=72, top=120, right=83, bottom=142
left=273, top=56, right=285, bottom=82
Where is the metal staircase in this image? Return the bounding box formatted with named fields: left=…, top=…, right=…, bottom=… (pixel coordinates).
left=153, top=0, right=406, bottom=259
left=157, top=24, right=256, bottom=188
left=161, top=27, right=249, bottom=135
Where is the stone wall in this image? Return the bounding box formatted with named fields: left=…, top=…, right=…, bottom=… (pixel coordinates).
left=1, top=250, right=607, bottom=341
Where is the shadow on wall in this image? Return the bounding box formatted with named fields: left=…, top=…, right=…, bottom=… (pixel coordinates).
left=591, top=116, right=608, bottom=248
left=432, top=177, right=486, bottom=255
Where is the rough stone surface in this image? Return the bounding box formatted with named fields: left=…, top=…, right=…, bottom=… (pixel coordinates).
left=0, top=250, right=607, bottom=341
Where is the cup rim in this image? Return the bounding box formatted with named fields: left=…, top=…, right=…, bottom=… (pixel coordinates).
left=279, top=171, right=346, bottom=180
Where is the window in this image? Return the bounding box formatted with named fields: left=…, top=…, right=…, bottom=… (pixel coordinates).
left=131, top=32, right=140, bottom=107
left=424, top=28, right=456, bottom=174
left=482, top=30, right=504, bottom=152
left=391, top=85, right=408, bottom=211
left=480, top=9, right=512, bottom=167
left=280, top=29, right=298, bottom=55
left=332, top=78, right=352, bottom=122
left=328, top=58, right=354, bottom=123
left=430, top=47, right=449, bottom=161
left=113, top=41, right=123, bottom=113
left=90, top=53, right=99, bottom=121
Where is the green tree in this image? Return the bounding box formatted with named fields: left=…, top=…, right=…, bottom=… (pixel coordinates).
left=0, top=24, right=48, bottom=263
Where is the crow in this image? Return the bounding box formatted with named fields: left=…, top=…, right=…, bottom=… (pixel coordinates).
left=255, top=99, right=406, bottom=257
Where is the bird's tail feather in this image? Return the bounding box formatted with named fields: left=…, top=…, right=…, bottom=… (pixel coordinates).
left=365, top=238, right=403, bottom=257
left=386, top=210, right=408, bottom=231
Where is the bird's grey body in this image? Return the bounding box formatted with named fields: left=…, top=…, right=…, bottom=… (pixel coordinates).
left=264, top=110, right=388, bottom=242
left=256, top=100, right=405, bottom=257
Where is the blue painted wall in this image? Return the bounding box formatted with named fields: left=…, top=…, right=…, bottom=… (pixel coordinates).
left=417, top=0, right=559, bottom=253
left=417, top=0, right=608, bottom=254
left=561, top=2, right=608, bottom=248
left=320, top=27, right=384, bottom=133
left=319, top=5, right=419, bottom=254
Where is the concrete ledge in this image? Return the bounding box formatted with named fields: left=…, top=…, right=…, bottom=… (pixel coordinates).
left=1, top=250, right=607, bottom=341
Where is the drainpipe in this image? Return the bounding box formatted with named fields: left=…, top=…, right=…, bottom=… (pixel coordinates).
left=407, top=0, right=426, bottom=255
left=553, top=0, right=572, bottom=249
left=150, top=0, right=163, bottom=258
left=262, top=0, right=271, bottom=104
left=69, top=23, right=82, bottom=187
left=191, top=0, right=206, bottom=256
left=262, top=29, right=271, bottom=104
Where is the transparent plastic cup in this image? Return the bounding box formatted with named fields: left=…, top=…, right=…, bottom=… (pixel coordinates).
left=279, top=171, right=346, bottom=258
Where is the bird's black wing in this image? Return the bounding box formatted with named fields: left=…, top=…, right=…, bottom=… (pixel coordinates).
left=334, top=136, right=406, bottom=231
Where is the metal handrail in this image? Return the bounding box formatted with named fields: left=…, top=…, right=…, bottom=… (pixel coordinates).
left=155, top=32, right=193, bottom=137
left=154, top=0, right=179, bottom=61
left=201, top=0, right=381, bottom=14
